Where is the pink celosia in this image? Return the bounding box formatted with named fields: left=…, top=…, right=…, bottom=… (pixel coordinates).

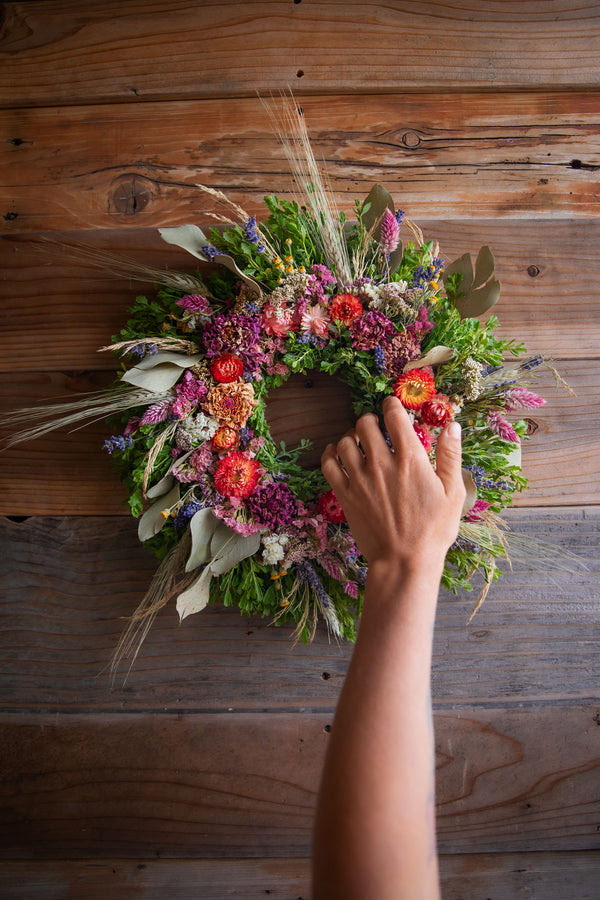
left=379, top=207, right=400, bottom=255
left=176, top=293, right=212, bottom=314
left=140, top=399, right=172, bottom=425
left=464, top=499, right=493, bottom=522
left=301, top=303, right=331, bottom=337
left=504, top=386, right=546, bottom=411
left=487, top=410, right=520, bottom=444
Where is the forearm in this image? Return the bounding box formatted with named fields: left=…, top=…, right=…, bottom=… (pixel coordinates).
left=312, top=558, right=443, bottom=900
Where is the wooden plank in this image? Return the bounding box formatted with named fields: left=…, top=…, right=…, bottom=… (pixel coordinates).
left=4, top=1, right=600, bottom=109
left=1, top=361, right=597, bottom=514
left=3, top=92, right=600, bottom=231
left=0, top=706, right=598, bottom=858
left=2, top=852, right=600, bottom=900
left=0, top=508, right=597, bottom=710
left=2, top=219, right=600, bottom=372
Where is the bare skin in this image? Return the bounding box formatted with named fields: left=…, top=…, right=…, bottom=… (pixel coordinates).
left=312, top=395, right=465, bottom=900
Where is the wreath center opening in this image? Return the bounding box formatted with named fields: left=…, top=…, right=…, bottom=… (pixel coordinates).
left=265, top=370, right=355, bottom=469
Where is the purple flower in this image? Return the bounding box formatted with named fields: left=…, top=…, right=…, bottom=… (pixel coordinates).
left=176, top=294, right=212, bottom=314
left=350, top=309, right=395, bottom=350
left=202, top=313, right=263, bottom=370
left=202, top=244, right=218, bottom=262
left=311, top=264, right=337, bottom=285
left=247, top=480, right=298, bottom=530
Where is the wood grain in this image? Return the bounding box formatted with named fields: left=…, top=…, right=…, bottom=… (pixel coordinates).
left=3, top=0, right=600, bottom=109
left=3, top=92, right=600, bottom=232
left=1, top=362, right=597, bottom=514
left=2, top=219, right=599, bottom=371
left=2, top=852, right=600, bottom=900
left=0, top=509, right=597, bottom=710
left=0, top=706, right=598, bottom=858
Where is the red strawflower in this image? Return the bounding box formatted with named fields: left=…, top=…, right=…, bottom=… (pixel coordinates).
left=329, top=293, right=363, bottom=327
left=214, top=452, right=260, bottom=499
left=210, top=353, right=244, bottom=384
left=393, top=368, right=436, bottom=410
left=318, top=489, right=346, bottom=523
left=212, top=425, right=240, bottom=453
left=413, top=422, right=435, bottom=452
left=420, top=394, right=454, bottom=428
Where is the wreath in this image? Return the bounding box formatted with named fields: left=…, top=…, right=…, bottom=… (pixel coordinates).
left=8, top=111, right=557, bottom=670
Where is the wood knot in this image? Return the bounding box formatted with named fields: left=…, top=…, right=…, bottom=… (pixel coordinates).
left=110, top=174, right=153, bottom=217
left=524, top=417, right=539, bottom=436
left=527, top=265, right=540, bottom=277
left=402, top=131, right=421, bottom=148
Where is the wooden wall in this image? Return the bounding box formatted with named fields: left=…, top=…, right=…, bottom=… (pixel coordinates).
left=1, top=2, right=599, bottom=897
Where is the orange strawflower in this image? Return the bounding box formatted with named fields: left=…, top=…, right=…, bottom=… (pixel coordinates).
left=214, top=452, right=260, bottom=499
left=329, top=293, right=363, bottom=327
left=205, top=382, right=257, bottom=427
left=393, top=368, right=436, bottom=410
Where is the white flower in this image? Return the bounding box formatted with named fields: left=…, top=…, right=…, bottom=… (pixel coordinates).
left=261, top=533, right=290, bottom=565
left=180, top=412, right=219, bottom=443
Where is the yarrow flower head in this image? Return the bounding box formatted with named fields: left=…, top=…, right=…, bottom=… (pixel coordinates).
left=214, top=452, right=260, bottom=499
left=393, top=368, right=437, bottom=410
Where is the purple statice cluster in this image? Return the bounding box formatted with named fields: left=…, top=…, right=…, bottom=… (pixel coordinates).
left=243, top=216, right=265, bottom=253
left=103, top=434, right=134, bottom=453
left=350, top=309, right=395, bottom=350
left=247, top=480, right=298, bottom=530
left=128, top=342, right=158, bottom=358
left=297, top=561, right=332, bottom=608
left=465, top=465, right=510, bottom=492
left=201, top=312, right=263, bottom=371
left=172, top=370, right=209, bottom=419
left=173, top=498, right=204, bottom=530
left=410, top=256, right=445, bottom=288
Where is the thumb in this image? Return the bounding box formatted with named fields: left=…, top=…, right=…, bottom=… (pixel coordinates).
left=436, top=421, right=465, bottom=501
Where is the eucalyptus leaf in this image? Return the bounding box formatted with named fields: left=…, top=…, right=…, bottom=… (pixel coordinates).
left=185, top=508, right=221, bottom=573
left=176, top=565, right=213, bottom=621
left=210, top=530, right=262, bottom=576
left=146, top=449, right=193, bottom=500
left=443, top=246, right=501, bottom=319
left=404, top=345, right=454, bottom=372
left=138, top=483, right=180, bottom=542
left=121, top=351, right=201, bottom=393
left=388, top=241, right=404, bottom=274
left=361, top=184, right=394, bottom=237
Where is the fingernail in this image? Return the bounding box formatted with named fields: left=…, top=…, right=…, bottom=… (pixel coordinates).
left=448, top=421, right=462, bottom=439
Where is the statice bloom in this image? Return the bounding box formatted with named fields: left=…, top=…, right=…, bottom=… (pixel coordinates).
left=202, top=313, right=263, bottom=370
left=350, top=309, right=395, bottom=350
left=247, top=480, right=298, bottom=530
left=297, top=561, right=332, bottom=607
left=487, top=410, right=520, bottom=444
left=128, top=342, right=158, bottom=358
left=173, top=498, right=204, bottom=530
left=311, top=264, right=337, bottom=285
left=243, top=216, right=265, bottom=252
left=103, top=434, right=134, bottom=453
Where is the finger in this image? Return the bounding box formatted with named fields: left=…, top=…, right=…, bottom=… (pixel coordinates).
left=321, top=442, right=348, bottom=493
left=336, top=430, right=365, bottom=476
left=435, top=421, right=465, bottom=503
left=354, top=412, right=386, bottom=461
left=381, top=395, right=420, bottom=455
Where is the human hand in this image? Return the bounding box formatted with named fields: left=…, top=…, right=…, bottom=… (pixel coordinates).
left=321, top=395, right=465, bottom=572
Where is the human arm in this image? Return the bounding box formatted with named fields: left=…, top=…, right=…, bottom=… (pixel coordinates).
left=312, top=395, right=465, bottom=900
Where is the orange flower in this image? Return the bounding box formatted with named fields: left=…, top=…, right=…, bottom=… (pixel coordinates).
left=205, top=382, right=257, bottom=427
left=329, top=293, right=363, bottom=327
left=393, top=368, right=436, bottom=410
left=210, top=353, right=244, bottom=384
left=212, top=425, right=240, bottom=453
left=214, top=452, right=260, bottom=499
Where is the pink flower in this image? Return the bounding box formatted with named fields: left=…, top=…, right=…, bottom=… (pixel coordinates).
left=318, top=489, right=346, bottom=523
left=140, top=399, right=172, bottom=425
left=487, top=411, right=520, bottom=444
left=464, top=500, right=493, bottom=522
left=261, top=302, right=299, bottom=336
left=504, top=387, right=546, bottom=411
left=301, top=304, right=331, bottom=337
left=413, top=422, right=435, bottom=452
left=176, top=293, right=212, bottom=314
left=379, top=207, right=400, bottom=255
left=420, top=394, right=454, bottom=428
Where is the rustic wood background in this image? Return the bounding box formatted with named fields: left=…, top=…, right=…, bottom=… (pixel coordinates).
left=1, top=2, right=599, bottom=898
